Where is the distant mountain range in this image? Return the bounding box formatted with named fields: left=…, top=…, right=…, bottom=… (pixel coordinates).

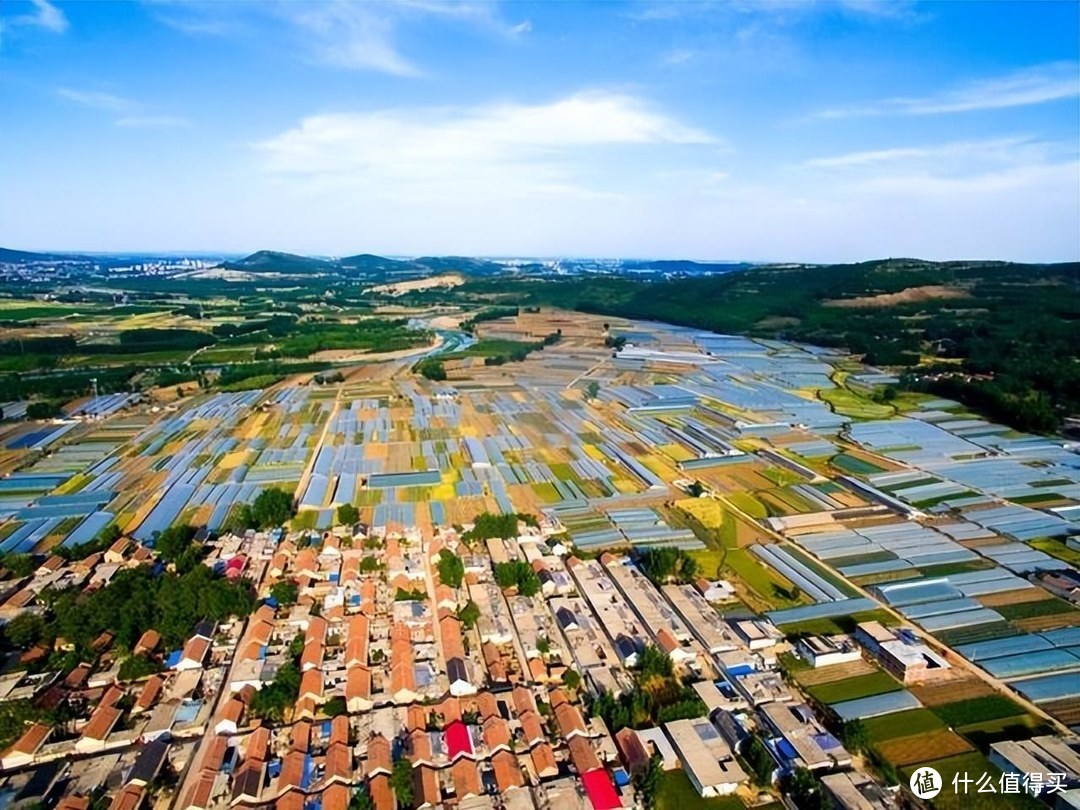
left=1, top=246, right=754, bottom=281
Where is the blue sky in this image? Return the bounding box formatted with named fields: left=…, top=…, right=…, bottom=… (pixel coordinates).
left=1, top=0, right=1077, bottom=261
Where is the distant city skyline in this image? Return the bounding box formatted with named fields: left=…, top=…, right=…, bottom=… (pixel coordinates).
left=1, top=0, right=1078, bottom=262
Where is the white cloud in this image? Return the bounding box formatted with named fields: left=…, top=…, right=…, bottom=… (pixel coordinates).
left=803, top=137, right=1037, bottom=168
left=274, top=1, right=529, bottom=76
left=4, top=0, right=68, bottom=33
left=115, top=116, right=191, bottom=129
left=818, top=62, right=1080, bottom=118
left=258, top=92, right=716, bottom=196
left=282, top=2, right=419, bottom=76
left=57, top=87, right=135, bottom=112
left=664, top=48, right=696, bottom=66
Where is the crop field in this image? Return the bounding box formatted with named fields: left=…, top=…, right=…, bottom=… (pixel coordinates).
left=1029, top=537, right=1080, bottom=567
left=720, top=547, right=808, bottom=612
left=910, top=676, right=996, bottom=706
left=819, top=387, right=894, bottom=420
left=790, top=658, right=878, bottom=687
left=830, top=452, right=887, bottom=475
left=930, top=696, right=1029, bottom=728
left=877, top=729, right=974, bottom=768
left=993, top=597, right=1077, bottom=621
left=804, top=670, right=902, bottom=705
left=861, top=708, right=944, bottom=742
left=1013, top=612, right=1080, bottom=632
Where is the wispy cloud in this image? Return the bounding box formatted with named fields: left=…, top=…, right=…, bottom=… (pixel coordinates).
left=663, top=48, right=696, bottom=66
left=280, top=2, right=420, bottom=76
left=57, top=87, right=136, bottom=112
left=115, top=115, right=190, bottom=129
left=258, top=92, right=716, bottom=199
left=803, top=137, right=1036, bottom=168
left=3, top=0, right=69, bottom=33
left=817, top=62, right=1080, bottom=118
left=57, top=87, right=190, bottom=129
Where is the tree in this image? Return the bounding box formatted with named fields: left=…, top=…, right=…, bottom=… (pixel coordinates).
left=416, top=358, right=446, bottom=381
left=784, top=768, right=827, bottom=810
left=249, top=488, right=294, bottom=529
left=349, top=787, right=373, bottom=810
left=842, top=719, right=869, bottom=754
left=458, top=600, right=480, bottom=630
left=562, top=669, right=582, bottom=691
left=322, top=696, right=347, bottom=717
left=4, top=613, right=46, bottom=648
left=0, top=554, right=36, bottom=578
left=337, top=503, right=360, bottom=526
left=271, top=581, right=298, bottom=607
left=584, top=380, right=600, bottom=400
left=634, top=754, right=663, bottom=810
left=26, top=401, right=61, bottom=420
left=390, top=758, right=413, bottom=806
left=436, top=550, right=464, bottom=588
left=154, top=525, right=197, bottom=563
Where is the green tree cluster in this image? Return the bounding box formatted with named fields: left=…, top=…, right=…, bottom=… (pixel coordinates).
left=436, top=549, right=464, bottom=588
left=493, top=560, right=541, bottom=597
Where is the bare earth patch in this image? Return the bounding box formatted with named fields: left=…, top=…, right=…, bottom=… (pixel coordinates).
left=825, top=285, right=970, bottom=308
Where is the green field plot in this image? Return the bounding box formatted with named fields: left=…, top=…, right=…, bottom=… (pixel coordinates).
left=725, top=491, right=768, bottom=518
left=931, top=696, right=1029, bottom=729
left=804, top=670, right=902, bottom=705
left=655, top=769, right=745, bottom=810
left=820, top=388, right=895, bottom=420
left=994, top=598, right=1078, bottom=621
left=862, top=708, right=944, bottom=742
left=1029, top=537, right=1080, bottom=567
left=830, top=452, right=887, bottom=475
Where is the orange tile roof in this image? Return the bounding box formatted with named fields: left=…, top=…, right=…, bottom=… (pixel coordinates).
left=528, top=657, right=546, bottom=680
left=180, top=636, right=210, bottom=666
left=134, top=629, right=160, bottom=654
left=64, top=663, right=91, bottom=689
left=276, top=793, right=304, bottom=810
left=492, top=750, right=524, bottom=791
left=254, top=604, right=276, bottom=623
left=294, top=548, right=318, bottom=575
left=248, top=619, right=274, bottom=645
left=439, top=614, right=464, bottom=660
left=413, top=765, right=440, bottom=807
left=473, top=691, right=498, bottom=721
left=530, top=742, right=558, bottom=778
left=554, top=702, right=586, bottom=740
left=330, top=715, right=350, bottom=746
left=482, top=716, right=511, bottom=752
left=299, top=669, right=323, bottom=700
left=203, top=736, right=230, bottom=771
left=437, top=696, right=462, bottom=724
left=366, top=734, right=393, bottom=776
left=368, top=774, right=394, bottom=810
left=346, top=666, right=371, bottom=701
left=217, top=697, right=244, bottom=726
left=512, top=686, right=537, bottom=716
left=324, top=741, right=352, bottom=781
left=451, top=757, right=482, bottom=798
left=519, top=710, right=545, bottom=746
left=81, top=704, right=121, bottom=741
left=655, top=628, right=679, bottom=655
left=291, top=721, right=311, bottom=752
left=549, top=688, right=570, bottom=709
left=181, top=770, right=215, bottom=810
left=408, top=728, right=432, bottom=763
left=300, top=642, right=324, bottom=671
left=56, top=796, right=91, bottom=810
left=246, top=725, right=271, bottom=761
left=306, top=616, right=328, bottom=644
left=135, top=676, right=164, bottom=712
left=406, top=705, right=427, bottom=733
left=345, top=614, right=369, bottom=666
left=107, top=785, right=144, bottom=810
left=7, top=722, right=50, bottom=754
left=322, top=784, right=350, bottom=810
left=567, top=736, right=600, bottom=774
left=278, top=750, right=306, bottom=790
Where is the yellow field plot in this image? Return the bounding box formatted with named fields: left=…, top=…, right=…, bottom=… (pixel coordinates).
left=430, top=482, right=457, bottom=501
left=124, top=497, right=159, bottom=534
left=611, top=478, right=638, bottom=494
left=676, top=497, right=726, bottom=529
left=244, top=413, right=267, bottom=440
left=440, top=468, right=461, bottom=484
left=218, top=450, right=250, bottom=470
left=658, top=443, right=695, bottom=462
left=641, top=455, right=675, bottom=479
left=55, top=474, right=93, bottom=495
left=583, top=445, right=606, bottom=462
